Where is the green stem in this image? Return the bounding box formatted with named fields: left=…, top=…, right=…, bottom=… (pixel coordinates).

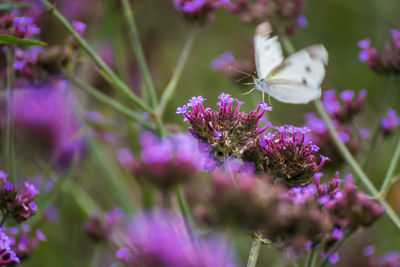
left=379, top=135, right=400, bottom=197
left=247, top=235, right=262, bottom=267
left=39, top=0, right=151, bottom=113
left=314, top=100, right=378, bottom=195
left=306, top=247, right=317, bottom=267
left=319, top=231, right=354, bottom=267
left=314, top=100, right=400, bottom=231
left=5, top=47, right=15, bottom=182
left=362, top=76, right=397, bottom=169
left=63, top=179, right=103, bottom=218
left=279, top=30, right=296, bottom=55
left=105, top=0, right=129, bottom=81
left=120, top=0, right=158, bottom=108
left=88, top=138, right=136, bottom=214
left=176, top=185, right=194, bottom=231
left=68, top=76, right=155, bottom=130
left=138, top=180, right=154, bottom=209
left=159, top=28, right=198, bottom=114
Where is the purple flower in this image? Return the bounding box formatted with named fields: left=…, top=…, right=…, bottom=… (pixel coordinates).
left=329, top=252, right=340, bottom=265
left=211, top=52, right=235, bottom=70
left=72, top=21, right=86, bottom=36
left=331, top=228, right=343, bottom=240
left=297, top=15, right=308, bottom=27
left=0, top=228, right=19, bottom=265
left=119, top=132, right=211, bottom=189
left=172, top=0, right=224, bottom=23
left=363, top=245, right=375, bottom=256
left=116, top=210, right=236, bottom=267
left=381, top=108, right=400, bottom=136
left=9, top=81, right=86, bottom=169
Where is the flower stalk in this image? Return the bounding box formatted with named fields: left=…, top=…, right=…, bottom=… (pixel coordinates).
left=247, top=233, right=262, bottom=267
left=379, top=134, right=400, bottom=197
left=39, top=0, right=151, bottom=113
left=120, top=0, right=158, bottom=109
left=5, top=47, right=15, bottom=183
left=159, top=28, right=198, bottom=114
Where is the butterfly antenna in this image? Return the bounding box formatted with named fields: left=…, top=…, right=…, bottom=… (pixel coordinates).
left=235, top=75, right=252, bottom=84
left=242, top=87, right=255, bottom=95
left=228, top=66, right=254, bottom=78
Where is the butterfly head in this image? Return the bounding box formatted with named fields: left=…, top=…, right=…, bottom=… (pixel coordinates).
left=253, top=76, right=269, bottom=92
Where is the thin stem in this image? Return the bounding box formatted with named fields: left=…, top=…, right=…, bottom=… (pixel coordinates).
left=68, top=76, right=155, bottom=130
left=5, top=47, right=15, bottom=182
left=88, top=138, right=136, bottom=214
left=362, top=75, right=397, bottom=169
left=380, top=135, right=400, bottom=197
left=314, top=100, right=400, bottom=231
left=105, top=0, right=129, bottom=81
left=306, top=247, right=317, bottom=267
left=120, top=0, right=158, bottom=108
left=159, top=28, right=198, bottom=114
left=319, top=231, right=354, bottom=267
left=247, top=234, right=262, bottom=267
left=176, top=185, right=194, bottom=235
left=279, top=30, right=296, bottom=55
left=314, top=100, right=378, bottom=195
left=138, top=180, right=154, bottom=209
left=39, top=0, right=151, bottom=113
left=0, top=214, right=8, bottom=227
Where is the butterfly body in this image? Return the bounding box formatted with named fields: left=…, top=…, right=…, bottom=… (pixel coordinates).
left=253, top=22, right=328, bottom=104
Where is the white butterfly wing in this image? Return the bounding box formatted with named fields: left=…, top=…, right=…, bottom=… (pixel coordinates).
left=254, top=22, right=284, bottom=79
left=266, top=45, right=328, bottom=104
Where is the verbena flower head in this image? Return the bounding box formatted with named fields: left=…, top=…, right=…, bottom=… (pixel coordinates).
left=115, top=210, right=237, bottom=267
left=177, top=93, right=272, bottom=162
left=304, top=90, right=369, bottom=163
left=381, top=108, right=400, bottom=136
left=316, top=173, right=384, bottom=230
left=118, top=132, right=210, bottom=190
left=363, top=246, right=400, bottom=267
left=254, top=125, right=329, bottom=187
left=172, top=0, right=227, bottom=24
left=0, top=11, right=40, bottom=39
left=210, top=51, right=255, bottom=82
left=358, top=30, right=400, bottom=75
left=0, top=228, right=20, bottom=265
left=207, top=169, right=331, bottom=246
left=0, top=171, right=39, bottom=224
left=322, top=89, right=367, bottom=122
left=7, top=225, right=46, bottom=261
left=8, top=81, right=85, bottom=169
left=224, top=0, right=308, bottom=35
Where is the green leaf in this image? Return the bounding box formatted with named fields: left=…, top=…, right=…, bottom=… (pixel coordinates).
left=0, top=3, right=31, bottom=10
left=0, top=34, right=47, bottom=46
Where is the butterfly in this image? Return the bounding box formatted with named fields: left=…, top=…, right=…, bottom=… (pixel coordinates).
left=253, top=22, right=328, bottom=104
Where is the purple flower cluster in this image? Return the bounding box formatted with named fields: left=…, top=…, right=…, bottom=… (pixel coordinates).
left=210, top=51, right=255, bottom=82
left=358, top=30, right=400, bottom=75
left=304, top=90, right=369, bottom=162
left=9, top=81, right=85, bottom=169
left=83, top=209, right=123, bottom=242
left=172, top=0, right=228, bottom=23
left=315, top=173, right=384, bottom=230
left=381, top=108, right=400, bottom=136
left=0, top=171, right=39, bottom=224
left=116, top=210, right=237, bottom=267
left=363, top=246, right=400, bottom=267
left=7, top=225, right=46, bottom=261
left=256, top=125, right=329, bottom=186
left=224, top=0, right=308, bottom=35
left=322, top=89, right=367, bottom=122
left=0, top=228, right=19, bottom=265
left=0, top=11, right=40, bottom=39
left=118, top=132, right=210, bottom=190
left=177, top=93, right=272, bottom=162
left=206, top=169, right=331, bottom=252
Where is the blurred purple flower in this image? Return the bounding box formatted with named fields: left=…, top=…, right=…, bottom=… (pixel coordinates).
left=0, top=228, right=19, bottom=265
left=116, top=210, right=237, bottom=267
left=381, top=108, right=400, bottom=136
